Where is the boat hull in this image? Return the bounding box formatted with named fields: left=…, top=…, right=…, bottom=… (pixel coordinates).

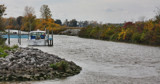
left=28, top=39, right=46, bottom=46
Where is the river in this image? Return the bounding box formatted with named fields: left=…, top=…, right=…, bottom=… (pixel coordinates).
left=2, top=35, right=160, bottom=84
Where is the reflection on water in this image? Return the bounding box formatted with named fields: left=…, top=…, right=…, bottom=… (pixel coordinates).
left=1, top=35, right=160, bottom=84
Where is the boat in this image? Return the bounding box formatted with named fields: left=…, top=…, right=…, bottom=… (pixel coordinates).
left=28, top=29, right=52, bottom=46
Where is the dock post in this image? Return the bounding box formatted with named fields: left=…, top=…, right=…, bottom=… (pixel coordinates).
left=8, top=29, right=10, bottom=45
left=28, top=21, right=31, bottom=40
left=47, top=29, right=49, bottom=46
left=18, top=26, right=21, bottom=45
left=19, top=27, right=21, bottom=45
left=18, top=28, right=19, bottom=44
left=51, top=28, right=53, bottom=46
left=28, top=31, right=29, bottom=40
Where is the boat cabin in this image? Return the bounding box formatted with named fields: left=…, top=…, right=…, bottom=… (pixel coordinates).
left=28, top=30, right=47, bottom=46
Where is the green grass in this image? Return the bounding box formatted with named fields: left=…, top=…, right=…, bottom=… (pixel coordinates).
left=0, top=44, right=19, bottom=58
left=0, top=47, right=8, bottom=58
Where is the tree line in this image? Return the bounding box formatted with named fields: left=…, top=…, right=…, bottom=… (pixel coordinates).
left=79, top=9, right=160, bottom=46
left=1, top=4, right=160, bottom=46
left=0, top=4, right=63, bottom=33
left=0, top=4, right=102, bottom=33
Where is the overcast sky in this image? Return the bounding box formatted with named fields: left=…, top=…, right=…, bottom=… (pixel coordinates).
left=1, top=0, right=160, bottom=23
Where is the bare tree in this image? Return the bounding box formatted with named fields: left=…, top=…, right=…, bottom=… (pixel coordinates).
left=40, top=5, right=52, bottom=20
left=23, top=6, right=36, bottom=31
left=24, top=6, right=35, bottom=17
left=155, top=7, right=160, bottom=22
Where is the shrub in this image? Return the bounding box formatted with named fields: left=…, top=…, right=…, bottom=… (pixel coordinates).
left=0, top=37, right=6, bottom=45
left=0, top=47, right=8, bottom=58
left=12, top=45, right=19, bottom=49
left=102, top=28, right=114, bottom=40
left=110, top=33, right=119, bottom=41
left=78, top=20, right=160, bottom=46
left=131, top=33, right=141, bottom=43
left=50, top=64, right=58, bottom=70
left=0, top=44, right=18, bottom=58
left=140, top=33, right=146, bottom=43
left=50, top=61, right=69, bottom=72
left=2, top=44, right=18, bottom=51
left=89, top=27, right=98, bottom=38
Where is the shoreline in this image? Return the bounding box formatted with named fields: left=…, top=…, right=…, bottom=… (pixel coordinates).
left=0, top=47, right=82, bottom=81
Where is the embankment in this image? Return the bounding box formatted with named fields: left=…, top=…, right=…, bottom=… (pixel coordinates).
left=0, top=47, right=81, bottom=81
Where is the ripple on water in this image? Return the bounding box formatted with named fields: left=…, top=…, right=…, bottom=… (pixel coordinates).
left=4, top=35, right=160, bottom=84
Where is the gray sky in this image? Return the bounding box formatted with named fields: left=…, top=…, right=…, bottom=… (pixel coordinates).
left=1, top=0, right=160, bottom=23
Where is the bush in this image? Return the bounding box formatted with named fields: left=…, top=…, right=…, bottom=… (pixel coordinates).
left=1, top=44, right=18, bottom=51
left=79, top=27, right=90, bottom=38
left=89, top=27, right=98, bottom=38
left=131, top=33, right=141, bottom=43
left=78, top=20, right=160, bottom=46
left=140, top=33, right=146, bottom=43
left=50, top=61, right=69, bottom=72
left=125, top=31, right=133, bottom=42
left=0, top=47, right=8, bottom=58
left=110, top=33, right=119, bottom=41
left=0, top=37, right=6, bottom=45
left=0, top=44, right=19, bottom=58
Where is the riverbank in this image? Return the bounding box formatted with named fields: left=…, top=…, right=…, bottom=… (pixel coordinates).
left=0, top=47, right=81, bottom=81
left=78, top=24, right=160, bottom=46
left=2, top=35, right=160, bottom=84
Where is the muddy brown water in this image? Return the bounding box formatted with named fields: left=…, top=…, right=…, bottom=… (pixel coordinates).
left=1, top=35, right=160, bottom=84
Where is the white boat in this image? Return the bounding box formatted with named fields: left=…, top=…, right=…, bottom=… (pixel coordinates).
left=28, top=29, right=48, bottom=46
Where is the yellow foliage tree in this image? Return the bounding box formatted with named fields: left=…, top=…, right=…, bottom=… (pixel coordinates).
left=118, top=29, right=128, bottom=40
left=144, top=20, right=154, bottom=31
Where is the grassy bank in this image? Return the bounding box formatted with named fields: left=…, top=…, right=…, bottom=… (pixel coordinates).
left=0, top=37, right=18, bottom=57
left=79, top=21, right=160, bottom=46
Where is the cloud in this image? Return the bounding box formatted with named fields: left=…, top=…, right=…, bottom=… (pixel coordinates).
left=1, top=0, right=160, bottom=23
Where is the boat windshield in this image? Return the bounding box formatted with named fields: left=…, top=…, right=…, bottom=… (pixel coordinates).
left=31, top=32, right=45, bottom=39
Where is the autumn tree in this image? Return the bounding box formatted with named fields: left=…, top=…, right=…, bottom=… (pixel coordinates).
left=0, top=4, right=6, bottom=31
left=123, top=22, right=135, bottom=29
left=144, top=20, right=154, bottom=31
left=22, top=6, right=36, bottom=31
left=6, top=17, right=17, bottom=29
